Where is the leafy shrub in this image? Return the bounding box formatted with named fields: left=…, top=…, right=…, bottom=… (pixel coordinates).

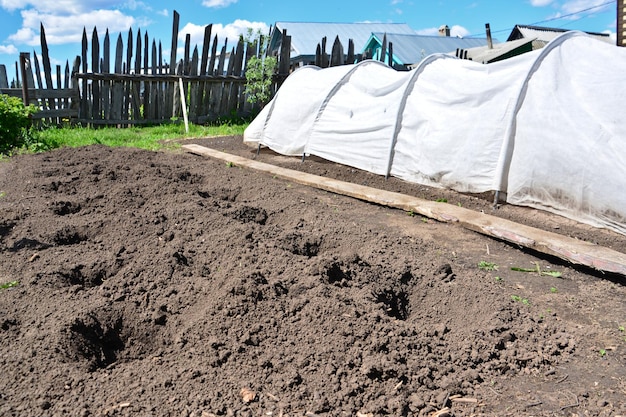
left=243, top=29, right=277, bottom=108
left=0, top=94, right=38, bottom=153
left=244, top=55, right=277, bottom=108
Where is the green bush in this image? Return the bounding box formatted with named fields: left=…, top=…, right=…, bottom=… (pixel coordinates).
left=0, top=94, right=38, bottom=153
left=244, top=55, right=277, bottom=108
left=243, top=29, right=277, bottom=108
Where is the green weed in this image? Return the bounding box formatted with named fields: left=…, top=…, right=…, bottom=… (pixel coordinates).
left=478, top=261, right=498, bottom=271
left=0, top=280, right=19, bottom=290
left=511, top=295, right=530, bottom=305
left=511, top=262, right=562, bottom=277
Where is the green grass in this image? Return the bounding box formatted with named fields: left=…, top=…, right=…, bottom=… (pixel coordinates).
left=0, top=122, right=248, bottom=158
left=33, top=122, right=247, bottom=152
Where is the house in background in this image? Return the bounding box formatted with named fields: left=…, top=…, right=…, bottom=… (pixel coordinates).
left=454, top=23, right=612, bottom=65
left=362, top=32, right=490, bottom=69
left=455, top=37, right=535, bottom=64
left=267, top=22, right=416, bottom=68
left=506, top=24, right=612, bottom=49
left=266, top=22, right=615, bottom=72
left=619, top=0, right=626, bottom=46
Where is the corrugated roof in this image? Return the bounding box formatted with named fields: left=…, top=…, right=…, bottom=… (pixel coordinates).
left=270, top=22, right=416, bottom=59
left=366, top=33, right=492, bottom=65
left=507, top=24, right=611, bottom=44
left=461, top=37, right=535, bottom=64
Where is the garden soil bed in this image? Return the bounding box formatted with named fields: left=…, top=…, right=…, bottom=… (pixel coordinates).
left=1, top=135, right=625, bottom=417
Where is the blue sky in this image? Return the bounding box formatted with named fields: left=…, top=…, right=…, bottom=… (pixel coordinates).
left=0, top=0, right=617, bottom=82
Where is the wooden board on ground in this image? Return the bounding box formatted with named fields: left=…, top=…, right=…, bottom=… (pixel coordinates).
left=182, top=144, right=626, bottom=278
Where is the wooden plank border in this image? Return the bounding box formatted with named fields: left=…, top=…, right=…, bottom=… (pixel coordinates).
left=182, top=144, right=626, bottom=278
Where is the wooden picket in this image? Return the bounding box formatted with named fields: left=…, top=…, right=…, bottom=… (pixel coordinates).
left=314, top=35, right=383, bottom=68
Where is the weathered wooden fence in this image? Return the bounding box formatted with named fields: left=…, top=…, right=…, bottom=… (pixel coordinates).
left=0, top=10, right=294, bottom=127
left=0, top=48, right=80, bottom=125
left=1, top=10, right=393, bottom=127
left=312, top=33, right=394, bottom=68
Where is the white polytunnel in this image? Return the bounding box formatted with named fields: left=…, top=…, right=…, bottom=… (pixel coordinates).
left=244, top=32, right=626, bottom=236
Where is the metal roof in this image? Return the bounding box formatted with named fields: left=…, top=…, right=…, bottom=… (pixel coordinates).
left=507, top=24, right=611, bottom=44
left=461, top=37, right=535, bottom=64
left=365, top=33, right=492, bottom=65
left=269, top=22, right=416, bottom=60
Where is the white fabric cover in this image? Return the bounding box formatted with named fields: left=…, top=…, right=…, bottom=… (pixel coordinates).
left=245, top=32, right=626, bottom=236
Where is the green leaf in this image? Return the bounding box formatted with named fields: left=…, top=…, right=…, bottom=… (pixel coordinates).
left=0, top=280, right=19, bottom=290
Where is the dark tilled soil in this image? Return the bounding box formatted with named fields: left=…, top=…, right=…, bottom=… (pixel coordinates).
left=0, top=136, right=625, bottom=417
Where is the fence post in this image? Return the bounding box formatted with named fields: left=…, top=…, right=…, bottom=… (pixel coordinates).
left=19, top=52, right=33, bottom=126
left=19, top=53, right=30, bottom=107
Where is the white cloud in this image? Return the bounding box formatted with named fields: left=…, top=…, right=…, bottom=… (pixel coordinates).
left=603, top=30, right=616, bottom=43
left=415, top=25, right=470, bottom=38
left=415, top=27, right=439, bottom=36
left=0, top=44, right=18, bottom=54
left=7, top=27, right=37, bottom=45
left=538, top=0, right=614, bottom=22
left=1, top=0, right=124, bottom=14
left=179, top=20, right=270, bottom=47
left=529, top=0, right=553, bottom=6
left=124, top=0, right=146, bottom=11
left=157, top=9, right=169, bottom=17
left=202, top=0, right=238, bottom=8
left=450, top=25, right=470, bottom=37
left=560, top=0, right=612, bottom=15
left=7, top=9, right=136, bottom=46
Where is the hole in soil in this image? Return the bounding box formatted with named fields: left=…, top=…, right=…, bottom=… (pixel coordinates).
left=1, top=318, right=18, bottom=331
left=280, top=232, right=321, bottom=257
left=50, top=201, right=82, bottom=216
left=231, top=206, right=268, bottom=225
left=373, top=288, right=410, bottom=320
left=324, top=261, right=352, bottom=285
left=273, top=282, right=289, bottom=296
left=213, top=186, right=240, bottom=202
left=52, top=226, right=89, bottom=246
left=0, top=221, right=15, bottom=239
left=172, top=251, right=188, bottom=266
left=434, top=263, right=455, bottom=282
left=10, top=237, right=51, bottom=252
left=230, top=272, right=269, bottom=302
left=65, top=310, right=125, bottom=371
left=56, top=264, right=106, bottom=287
left=176, top=170, right=202, bottom=184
